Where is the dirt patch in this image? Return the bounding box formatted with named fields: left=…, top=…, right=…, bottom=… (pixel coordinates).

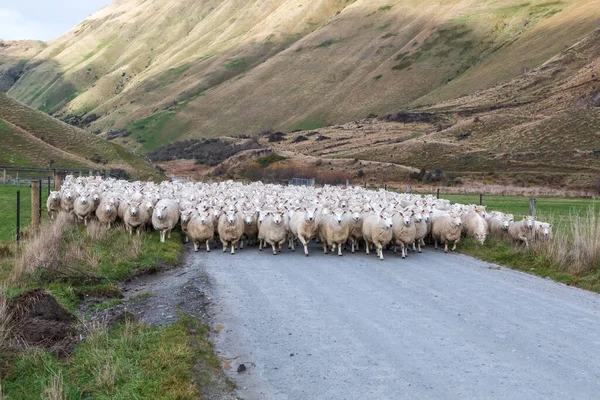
left=8, top=289, right=79, bottom=356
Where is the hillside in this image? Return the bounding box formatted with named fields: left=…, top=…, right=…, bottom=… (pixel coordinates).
left=1, top=0, right=599, bottom=154
left=0, top=93, right=160, bottom=179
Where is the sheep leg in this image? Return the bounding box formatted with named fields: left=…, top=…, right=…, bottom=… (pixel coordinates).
left=231, top=241, right=236, bottom=255
left=434, top=239, right=438, bottom=250
left=377, top=244, right=384, bottom=261
left=417, top=241, right=422, bottom=253
left=290, top=236, right=296, bottom=252
left=193, top=242, right=199, bottom=252
left=412, top=242, right=417, bottom=252
left=167, top=230, right=171, bottom=239
left=136, top=227, right=141, bottom=236
left=160, top=230, right=166, bottom=243
left=323, top=241, right=328, bottom=254
left=222, top=240, right=228, bottom=252
left=240, top=239, right=244, bottom=249
left=451, top=237, right=460, bottom=252
left=365, top=241, right=370, bottom=255
left=278, top=241, right=283, bottom=252
left=444, top=242, right=449, bottom=253
left=259, top=239, right=263, bottom=251
left=338, top=243, right=343, bottom=256
left=185, top=235, right=189, bottom=243
left=272, top=242, right=277, bottom=255
left=206, top=240, right=211, bottom=252
left=351, top=239, right=355, bottom=253
left=401, top=243, right=406, bottom=259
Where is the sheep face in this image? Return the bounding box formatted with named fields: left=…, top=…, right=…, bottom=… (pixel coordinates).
left=538, top=223, right=552, bottom=237
left=50, top=191, right=60, bottom=200
left=64, top=191, right=73, bottom=200
left=104, top=204, right=113, bottom=214
left=181, top=210, right=193, bottom=223
left=333, top=209, right=346, bottom=224
left=349, top=209, right=361, bottom=222
left=451, top=214, right=462, bottom=227
left=502, top=216, right=514, bottom=230
left=243, top=213, right=255, bottom=225
left=475, top=232, right=487, bottom=245
left=380, top=213, right=393, bottom=230
left=305, top=207, right=317, bottom=222
left=524, top=216, right=535, bottom=229
left=199, top=212, right=210, bottom=224
left=129, top=204, right=140, bottom=217
left=413, top=211, right=423, bottom=223
left=156, top=205, right=168, bottom=220
left=271, top=212, right=283, bottom=225
left=225, top=210, right=237, bottom=224
left=399, top=212, right=412, bottom=226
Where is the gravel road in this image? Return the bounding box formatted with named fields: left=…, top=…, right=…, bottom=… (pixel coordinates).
left=191, top=245, right=600, bottom=400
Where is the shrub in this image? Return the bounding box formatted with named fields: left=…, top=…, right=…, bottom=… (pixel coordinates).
left=256, top=154, right=287, bottom=168
left=147, top=138, right=261, bottom=165
left=357, top=169, right=365, bottom=178
left=292, top=135, right=308, bottom=143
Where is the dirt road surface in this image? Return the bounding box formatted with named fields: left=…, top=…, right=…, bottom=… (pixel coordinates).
left=189, top=245, right=600, bottom=400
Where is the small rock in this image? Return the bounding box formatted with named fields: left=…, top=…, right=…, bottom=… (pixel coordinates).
left=290, top=353, right=294, bottom=357
left=237, top=364, right=247, bottom=373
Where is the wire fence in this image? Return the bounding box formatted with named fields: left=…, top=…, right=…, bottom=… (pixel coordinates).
left=0, top=182, right=50, bottom=243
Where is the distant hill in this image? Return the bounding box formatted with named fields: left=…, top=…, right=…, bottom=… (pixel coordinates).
left=2, top=0, right=599, bottom=154
left=0, top=93, right=160, bottom=180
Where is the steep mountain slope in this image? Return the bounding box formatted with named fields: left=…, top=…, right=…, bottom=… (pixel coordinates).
left=0, top=93, right=160, bottom=179
left=265, top=27, right=600, bottom=189
left=2, top=0, right=599, bottom=153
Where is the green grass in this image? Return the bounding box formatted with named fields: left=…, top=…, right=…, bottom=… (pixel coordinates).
left=290, top=117, right=325, bottom=131
left=378, top=5, right=393, bottom=11
left=458, top=237, right=600, bottom=293
left=90, top=298, right=123, bottom=311
left=439, top=194, right=598, bottom=229
left=0, top=316, right=208, bottom=399
left=225, top=58, right=248, bottom=69
left=377, top=24, right=390, bottom=31
left=0, top=184, right=49, bottom=243
left=256, top=154, right=287, bottom=168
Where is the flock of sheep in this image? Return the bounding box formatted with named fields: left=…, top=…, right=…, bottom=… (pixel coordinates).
left=46, top=176, right=553, bottom=260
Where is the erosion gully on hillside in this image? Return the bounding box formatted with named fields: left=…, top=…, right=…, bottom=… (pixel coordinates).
left=97, top=242, right=600, bottom=400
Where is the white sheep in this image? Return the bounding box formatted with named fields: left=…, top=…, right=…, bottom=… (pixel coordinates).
left=74, top=193, right=96, bottom=225
left=289, top=206, right=318, bottom=256
left=534, top=221, right=553, bottom=242
left=218, top=208, right=244, bottom=254
left=462, top=206, right=489, bottom=245
left=347, top=207, right=364, bottom=253
left=362, top=211, right=394, bottom=260
left=413, top=209, right=428, bottom=253
left=46, top=191, right=61, bottom=220
left=124, top=201, right=150, bottom=235
left=258, top=210, right=288, bottom=255
left=488, top=212, right=513, bottom=238
left=95, top=198, right=119, bottom=228
left=241, top=209, right=259, bottom=249
left=319, top=208, right=351, bottom=256
left=432, top=212, right=462, bottom=253
left=508, top=216, right=536, bottom=247
left=392, top=209, right=416, bottom=259
left=152, top=199, right=180, bottom=242
left=187, top=211, right=215, bottom=252
left=60, top=190, right=76, bottom=213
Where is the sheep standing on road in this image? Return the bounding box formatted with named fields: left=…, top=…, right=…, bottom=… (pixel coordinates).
left=218, top=208, right=244, bottom=254
left=347, top=207, right=364, bottom=253
left=289, top=207, right=318, bottom=256
left=362, top=211, right=394, bottom=260
left=392, top=210, right=416, bottom=259
left=187, top=211, right=215, bottom=252
left=258, top=210, right=288, bottom=255
left=412, top=209, right=428, bottom=253
left=432, top=212, right=462, bottom=253
left=319, top=208, right=351, bottom=256
left=152, top=199, right=180, bottom=242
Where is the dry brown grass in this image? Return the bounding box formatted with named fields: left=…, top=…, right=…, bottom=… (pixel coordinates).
left=42, top=370, right=65, bottom=400
left=416, top=184, right=597, bottom=198
left=11, top=212, right=74, bottom=282
left=0, top=285, right=13, bottom=349
left=536, top=208, right=600, bottom=274
left=86, top=220, right=110, bottom=241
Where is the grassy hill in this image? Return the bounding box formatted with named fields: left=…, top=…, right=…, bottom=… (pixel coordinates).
left=1, top=0, right=599, bottom=154
left=0, top=93, right=160, bottom=180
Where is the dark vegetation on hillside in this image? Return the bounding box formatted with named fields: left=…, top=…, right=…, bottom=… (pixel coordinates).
left=147, top=138, right=262, bottom=165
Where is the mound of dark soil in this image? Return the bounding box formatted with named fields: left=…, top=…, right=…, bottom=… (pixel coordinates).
left=9, top=289, right=78, bottom=356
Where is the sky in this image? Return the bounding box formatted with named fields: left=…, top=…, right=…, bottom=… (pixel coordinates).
left=0, top=0, right=112, bottom=41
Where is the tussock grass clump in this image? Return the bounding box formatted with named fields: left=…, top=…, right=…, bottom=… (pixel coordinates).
left=0, top=285, right=13, bottom=350
left=13, top=212, right=74, bottom=282
left=534, top=207, right=600, bottom=275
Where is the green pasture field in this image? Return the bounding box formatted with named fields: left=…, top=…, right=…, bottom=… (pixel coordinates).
left=0, top=184, right=50, bottom=242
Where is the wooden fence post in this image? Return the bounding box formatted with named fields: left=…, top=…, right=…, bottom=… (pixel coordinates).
left=480, top=193, right=483, bottom=205
left=38, top=179, right=42, bottom=220
left=47, top=177, right=51, bottom=197
left=2, top=168, right=5, bottom=184
left=436, top=188, right=440, bottom=199
left=16, top=190, right=20, bottom=242
left=54, top=171, right=63, bottom=190
left=529, top=198, right=536, bottom=217
left=407, top=185, right=412, bottom=194
left=31, top=181, right=40, bottom=232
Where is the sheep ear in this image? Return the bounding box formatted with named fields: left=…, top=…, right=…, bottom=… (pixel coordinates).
left=549, top=224, right=552, bottom=228
left=127, top=200, right=131, bottom=205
